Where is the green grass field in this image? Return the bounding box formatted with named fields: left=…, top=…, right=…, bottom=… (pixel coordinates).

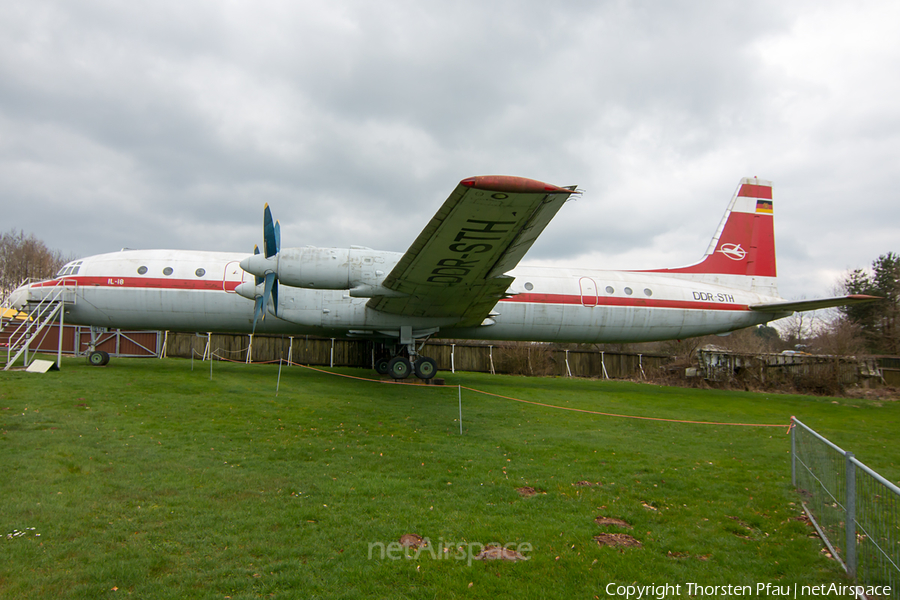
left=2, top=358, right=898, bottom=599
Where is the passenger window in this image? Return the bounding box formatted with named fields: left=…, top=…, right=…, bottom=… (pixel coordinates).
left=138, top=266, right=148, bottom=275
left=163, top=267, right=174, bottom=276
left=195, top=268, right=206, bottom=277
left=624, top=287, right=633, bottom=295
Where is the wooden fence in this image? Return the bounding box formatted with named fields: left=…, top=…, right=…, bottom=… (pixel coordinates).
left=163, top=332, right=671, bottom=380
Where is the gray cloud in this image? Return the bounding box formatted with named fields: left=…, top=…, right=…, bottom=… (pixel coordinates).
left=1, top=0, right=898, bottom=302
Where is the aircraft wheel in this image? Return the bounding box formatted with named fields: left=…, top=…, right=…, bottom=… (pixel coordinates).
left=414, top=357, right=438, bottom=380
left=374, top=357, right=390, bottom=375
left=88, top=350, right=110, bottom=366
left=387, top=356, right=412, bottom=379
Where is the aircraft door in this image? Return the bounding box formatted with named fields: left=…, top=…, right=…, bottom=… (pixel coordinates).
left=222, top=261, right=248, bottom=292
left=579, top=277, right=598, bottom=307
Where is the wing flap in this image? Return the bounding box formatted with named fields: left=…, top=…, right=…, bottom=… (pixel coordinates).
left=368, top=176, right=576, bottom=325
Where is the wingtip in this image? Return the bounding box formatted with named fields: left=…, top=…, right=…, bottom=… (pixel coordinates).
left=460, top=175, right=574, bottom=194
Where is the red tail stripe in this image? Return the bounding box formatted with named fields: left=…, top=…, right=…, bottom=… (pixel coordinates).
left=738, top=184, right=773, bottom=199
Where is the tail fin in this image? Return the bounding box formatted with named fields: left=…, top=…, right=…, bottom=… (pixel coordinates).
left=643, top=177, right=778, bottom=294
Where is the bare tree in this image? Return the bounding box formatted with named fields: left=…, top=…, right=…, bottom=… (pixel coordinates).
left=0, top=230, right=71, bottom=296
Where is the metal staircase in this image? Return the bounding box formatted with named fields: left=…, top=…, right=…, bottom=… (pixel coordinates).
left=2, top=279, right=76, bottom=370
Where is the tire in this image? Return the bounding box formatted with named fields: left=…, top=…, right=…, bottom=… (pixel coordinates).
left=88, top=350, right=109, bottom=366
left=387, top=356, right=412, bottom=379
left=374, top=357, right=391, bottom=375
left=414, top=357, right=438, bottom=380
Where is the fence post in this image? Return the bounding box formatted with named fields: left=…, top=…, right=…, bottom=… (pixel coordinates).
left=790, top=417, right=796, bottom=487
left=845, top=451, right=857, bottom=579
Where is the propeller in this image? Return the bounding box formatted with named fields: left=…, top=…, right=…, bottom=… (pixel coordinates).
left=238, top=204, right=281, bottom=333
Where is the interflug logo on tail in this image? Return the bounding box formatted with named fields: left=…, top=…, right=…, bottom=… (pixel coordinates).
left=717, top=243, right=747, bottom=261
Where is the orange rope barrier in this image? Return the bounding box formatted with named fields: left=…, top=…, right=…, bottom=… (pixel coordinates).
left=459, top=385, right=788, bottom=429
left=205, top=356, right=789, bottom=429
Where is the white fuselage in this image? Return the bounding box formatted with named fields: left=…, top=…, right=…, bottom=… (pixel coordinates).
left=16, top=248, right=784, bottom=344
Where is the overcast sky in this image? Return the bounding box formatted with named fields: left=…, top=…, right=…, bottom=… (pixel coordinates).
left=2, top=0, right=898, bottom=301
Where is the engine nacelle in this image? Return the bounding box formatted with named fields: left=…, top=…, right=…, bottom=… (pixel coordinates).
left=276, top=247, right=351, bottom=289
left=273, top=246, right=404, bottom=296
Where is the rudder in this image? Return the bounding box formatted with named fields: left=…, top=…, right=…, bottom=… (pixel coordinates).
left=641, top=177, right=778, bottom=294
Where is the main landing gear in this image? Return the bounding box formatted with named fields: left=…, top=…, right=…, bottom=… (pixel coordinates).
left=374, top=345, right=439, bottom=381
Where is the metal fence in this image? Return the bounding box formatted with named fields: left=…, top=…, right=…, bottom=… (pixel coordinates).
left=791, top=417, right=899, bottom=597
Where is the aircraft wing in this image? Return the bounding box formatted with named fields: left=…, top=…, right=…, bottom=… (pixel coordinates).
left=749, top=294, right=881, bottom=313
left=367, top=176, right=577, bottom=326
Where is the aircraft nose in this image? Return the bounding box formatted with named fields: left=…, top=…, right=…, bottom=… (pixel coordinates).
left=8, top=283, right=30, bottom=310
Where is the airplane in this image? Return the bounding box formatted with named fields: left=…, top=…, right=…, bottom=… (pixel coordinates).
left=8, top=175, right=876, bottom=379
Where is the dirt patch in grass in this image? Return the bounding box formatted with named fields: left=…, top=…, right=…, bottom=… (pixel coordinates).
left=516, top=486, right=545, bottom=497
left=594, top=516, right=632, bottom=528
left=667, top=551, right=710, bottom=561
left=572, top=481, right=601, bottom=487
left=399, top=533, right=426, bottom=548
left=594, top=533, right=642, bottom=548
left=474, top=545, right=528, bottom=561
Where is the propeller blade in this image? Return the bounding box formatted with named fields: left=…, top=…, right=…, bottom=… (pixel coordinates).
left=261, top=272, right=275, bottom=319
left=271, top=279, right=279, bottom=317
left=274, top=220, right=281, bottom=255
left=252, top=295, right=264, bottom=333
left=263, top=204, right=277, bottom=258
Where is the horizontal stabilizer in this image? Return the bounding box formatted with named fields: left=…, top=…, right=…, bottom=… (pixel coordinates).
left=749, top=294, right=881, bottom=313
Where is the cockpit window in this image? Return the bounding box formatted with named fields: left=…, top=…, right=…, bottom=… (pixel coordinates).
left=57, top=261, right=82, bottom=277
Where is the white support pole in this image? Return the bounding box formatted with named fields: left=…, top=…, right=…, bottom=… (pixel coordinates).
left=601, top=351, right=609, bottom=379
left=489, top=345, right=495, bottom=375
left=330, top=338, right=335, bottom=368
left=287, top=336, right=293, bottom=366
left=638, top=353, right=646, bottom=379
left=565, top=349, right=572, bottom=377
left=160, top=331, right=168, bottom=359
left=203, top=332, right=211, bottom=361
left=56, top=301, right=64, bottom=370
left=458, top=385, right=463, bottom=435
left=247, top=333, right=253, bottom=364
left=276, top=358, right=283, bottom=395
left=451, top=344, right=456, bottom=374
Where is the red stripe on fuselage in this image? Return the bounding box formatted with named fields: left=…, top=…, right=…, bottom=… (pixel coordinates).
left=500, top=293, right=750, bottom=311
left=33, top=276, right=242, bottom=292
left=34, top=278, right=750, bottom=312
